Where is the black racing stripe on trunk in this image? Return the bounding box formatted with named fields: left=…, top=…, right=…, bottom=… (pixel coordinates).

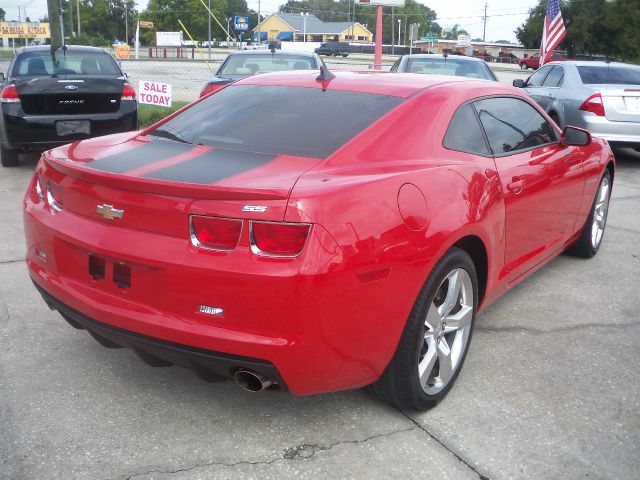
left=88, top=139, right=194, bottom=174
left=141, top=149, right=278, bottom=184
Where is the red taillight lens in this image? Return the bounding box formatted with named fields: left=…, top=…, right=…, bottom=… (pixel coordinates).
left=191, top=216, right=242, bottom=251
left=199, top=83, right=223, bottom=97
left=250, top=221, right=311, bottom=257
left=122, top=83, right=136, bottom=100
left=579, top=93, right=605, bottom=117
left=1, top=85, right=20, bottom=103
left=46, top=181, right=63, bottom=211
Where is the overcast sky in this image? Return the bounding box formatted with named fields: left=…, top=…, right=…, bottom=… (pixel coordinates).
left=2, top=0, right=538, bottom=43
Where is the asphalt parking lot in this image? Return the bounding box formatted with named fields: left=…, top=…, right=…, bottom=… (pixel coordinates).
left=1, top=145, right=639, bottom=479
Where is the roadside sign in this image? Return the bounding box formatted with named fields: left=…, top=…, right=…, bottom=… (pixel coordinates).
left=420, top=36, right=438, bottom=42
left=456, top=34, right=471, bottom=47
left=114, top=44, right=130, bottom=59
left=138, top=81, right=172, bottom=107
left=234, top=16, right=249, bottom=31
left=139, top=21, right=154, bottom=29
left=356, top=0, right=405, bottom=6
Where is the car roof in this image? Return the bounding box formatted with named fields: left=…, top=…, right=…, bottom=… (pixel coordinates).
left=234, top=70, right=509, bottom=98
left=230, top=49, right=316, bottom=57
left=16, top=45, right=108, bottom=54
left=404, top=54, right=486, bottom=63
left=553, top=60, right=639, bottom=68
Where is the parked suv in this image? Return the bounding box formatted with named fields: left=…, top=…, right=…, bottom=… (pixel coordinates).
left=0, top=45, right=137, bottom=167
left=314, top=42, right=351, bottom=58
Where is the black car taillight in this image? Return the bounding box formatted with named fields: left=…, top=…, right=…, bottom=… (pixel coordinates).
left=1, top=85, right=19, bottom=103
left=122, top=83, right=136, bottom=100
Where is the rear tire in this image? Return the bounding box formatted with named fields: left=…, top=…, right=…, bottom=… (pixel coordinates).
left=0, top=146, right=19, bottom=167
left=371, top=247, right=478, bottom=411
left=566, top=170, right=611, bottom=258
left=520, top=63, right=528, bottom=70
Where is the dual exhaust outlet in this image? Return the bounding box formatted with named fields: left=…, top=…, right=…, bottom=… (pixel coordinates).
left=233, top=369, right=274, bottom=392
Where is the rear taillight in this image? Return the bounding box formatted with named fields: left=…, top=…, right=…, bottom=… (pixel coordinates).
left=1, top=85, right=19, bottom=103
left=579, top=93, right=605, bottom=117
left=46, top=181, right=63, bottom=211
left=190, top=216, right=242, bottom=251
left=35, top=173, right=45, bottom=199
left=199, top=83, right=223, bottom=97
left=122, top=83, right=136, bottom=100
left=250, top=221, right=311, bottom=257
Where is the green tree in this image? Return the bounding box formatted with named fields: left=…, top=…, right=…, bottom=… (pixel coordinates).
left=0, top=8, right=5, bottom=21
left=441, top=24, right=468, bottom=40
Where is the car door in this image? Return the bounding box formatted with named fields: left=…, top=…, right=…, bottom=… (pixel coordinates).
left=540, top=65, right=565, bottom=118
left=473, top=96, right=585, bottom=280
left=523, top=65, right=554, bottom=110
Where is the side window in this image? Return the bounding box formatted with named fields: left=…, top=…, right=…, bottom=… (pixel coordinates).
left=542, top=65, right=564, bottom=87
left=443, top=104, right=490, bottom=156
left=390, top=58, right=401, bottom=72
left=474, top=97, right=558, bottom=155
left=526, top=65, right=552, bottom=87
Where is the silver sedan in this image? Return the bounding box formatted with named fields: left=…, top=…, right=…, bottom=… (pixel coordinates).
left=513, top=61, right=640, bottom=149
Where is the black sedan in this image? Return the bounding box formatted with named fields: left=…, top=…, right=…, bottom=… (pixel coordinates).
left=390, top=54, right=498, bottom=82
left=0, top=45, right=137, bottom=167
left=199, top=49, right=324, bottom=97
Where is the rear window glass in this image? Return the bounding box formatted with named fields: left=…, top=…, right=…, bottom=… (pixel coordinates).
left=149, top=85, right=403, bottom=159
left=578, top=66, right=640, bottom=85
left=13, top=50, right=121, bottom=77
left=219, top=54, right=316, bottom=76
left=406, top=58, right=495, bottom=81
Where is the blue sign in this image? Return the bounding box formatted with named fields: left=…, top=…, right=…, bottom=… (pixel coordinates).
left=234, top=16, right=249, bottom=31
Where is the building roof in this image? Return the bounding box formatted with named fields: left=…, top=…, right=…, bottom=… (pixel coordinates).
left=256, top=13, right=371, bottom=35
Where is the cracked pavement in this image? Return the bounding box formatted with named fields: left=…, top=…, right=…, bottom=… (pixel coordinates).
left=1, top=150, right=639, bottom=480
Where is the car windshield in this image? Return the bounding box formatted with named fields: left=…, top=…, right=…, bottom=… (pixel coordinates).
left=12, top=50, right=121, bottom=77
left=406, top=58, right=494, bottom=80
left=578, top=65, right=640, bottom=85
left=218, top=54, right=316, bottom=76
left=149, top=85, right=403, bottom=158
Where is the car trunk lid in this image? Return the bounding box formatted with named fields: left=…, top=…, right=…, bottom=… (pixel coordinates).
left=15, top=77, right=124, bottom=115
left=42, top=135, right=321, bottom=235
left=589, top=86, right=640, bottom=123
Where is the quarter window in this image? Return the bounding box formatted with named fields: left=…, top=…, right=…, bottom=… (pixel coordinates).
left=474, top=97, right=558, bottom=155
left=443, top=104, right=490, bottom=155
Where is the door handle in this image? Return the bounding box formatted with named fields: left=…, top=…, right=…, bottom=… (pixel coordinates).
left=507, top=180, right=525, bottom=194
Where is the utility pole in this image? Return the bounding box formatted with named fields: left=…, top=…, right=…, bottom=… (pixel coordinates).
left=125, top=3, right=128, bottom=44
left=47, top=0, right=63, bottom=48
left=257, top=0, right=261, bottom=44
left=391, top=7, right=394, bottom=55
left=207, top=0, right=211, bottom=59
left=483, top=2, right=487, bottom=42
left=77, top=0, right=81, bottom=35
left=69, top=0, right=74, bottom=37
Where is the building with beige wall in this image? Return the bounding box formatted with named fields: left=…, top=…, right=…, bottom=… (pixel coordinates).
left=253, top=13, right=373, bottom=43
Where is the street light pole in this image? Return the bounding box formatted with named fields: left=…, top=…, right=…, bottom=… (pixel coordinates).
left=257, top=0, right=261, bottom=44
left=391, top=7, right=394, bottom=56
left=227, top=17, right=231, bottom=48
left=301, top=12, right=308, bottom=43
left=397, top=19, right=401, bottom=48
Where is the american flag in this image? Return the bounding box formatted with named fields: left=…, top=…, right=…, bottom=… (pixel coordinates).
left=540, top=0, right=567, bottom=66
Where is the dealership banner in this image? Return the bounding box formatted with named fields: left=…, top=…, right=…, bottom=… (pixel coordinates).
left=139, top=81, right=172, bottom=107
left=0, top=22, right=51, bottom=39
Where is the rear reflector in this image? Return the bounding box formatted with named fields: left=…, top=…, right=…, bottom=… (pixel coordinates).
left=122, top=83, right=136, bottom=100
left=46, top=181, right=63, bottom=211
left=1, top=85, right=19, bottom=103
left=199, top=83, right=224, bottom=98
left=250, top=221, right=311, bottom=257
left=190, top=216, right=242, bottom=251
left=579, top=93, right=605, bottom=117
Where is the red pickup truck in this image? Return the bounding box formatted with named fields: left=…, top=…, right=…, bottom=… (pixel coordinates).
left=519, top=52, right=568, bottom=70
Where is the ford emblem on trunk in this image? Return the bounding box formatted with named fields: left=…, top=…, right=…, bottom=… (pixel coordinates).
left=64, top=84, right=79, bottom=90
left=96, top=204, right=124, bottom=220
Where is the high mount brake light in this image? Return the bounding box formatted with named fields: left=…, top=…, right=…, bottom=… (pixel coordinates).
left=190, top=216, right=242, bottom=251
left=122, top=83, right=136, bottom=100
left=250, top=221, right=311, bottom=257
left=1, top=85, right=20, bottom=103
left=579, top=93, right=605, bottom=117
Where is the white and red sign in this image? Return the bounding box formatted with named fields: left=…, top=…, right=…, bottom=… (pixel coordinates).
left=138, top=81, right=172, bottom=107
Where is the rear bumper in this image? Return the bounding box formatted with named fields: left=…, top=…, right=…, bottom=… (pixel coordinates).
left=34, top=281, right=287, bottom=387
left=580, top=113, right=640, bottom=147
left=1, top=101, right=138, bottom=151
left=23, top=172, right=422, bottom=395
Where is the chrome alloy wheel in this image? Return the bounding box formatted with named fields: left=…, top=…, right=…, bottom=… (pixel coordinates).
left=419, top=268, right=474, bottom=395
left=591, top=175, right=611, bottom=250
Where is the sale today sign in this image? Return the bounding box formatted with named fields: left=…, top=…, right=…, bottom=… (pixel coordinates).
left=138, top=81, right=172, bottom=107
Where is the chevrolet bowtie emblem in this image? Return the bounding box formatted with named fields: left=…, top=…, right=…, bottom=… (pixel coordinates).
left=96, top=204, right=124, bottom=220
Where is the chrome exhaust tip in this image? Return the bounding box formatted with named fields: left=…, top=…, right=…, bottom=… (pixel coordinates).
left=234, top=369, right=274, bottom=392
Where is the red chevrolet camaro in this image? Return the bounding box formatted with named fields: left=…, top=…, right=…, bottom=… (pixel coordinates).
left=24, top=71, right=614, bottom=410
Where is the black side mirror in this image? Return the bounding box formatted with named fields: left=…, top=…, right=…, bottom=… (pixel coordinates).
left=562, top=126, right=591, bottom=146
left=513, top=79, right=525, bottom=88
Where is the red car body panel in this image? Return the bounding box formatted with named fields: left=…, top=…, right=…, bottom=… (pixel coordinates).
left=24, top=72, right=614, bottom=396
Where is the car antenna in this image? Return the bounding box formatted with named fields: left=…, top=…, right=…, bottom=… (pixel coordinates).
left=443, top=51, right=448, bottom=63
left=316, top=65, right=335, bottom=82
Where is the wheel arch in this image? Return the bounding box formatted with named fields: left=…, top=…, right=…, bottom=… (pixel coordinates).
left=452, top=235, right=488, bottom=306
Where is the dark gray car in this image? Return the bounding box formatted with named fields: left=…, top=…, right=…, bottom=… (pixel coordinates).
left=514, top=61, right=640, bottom=149
left=390, top=54, right=498, bottom=82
